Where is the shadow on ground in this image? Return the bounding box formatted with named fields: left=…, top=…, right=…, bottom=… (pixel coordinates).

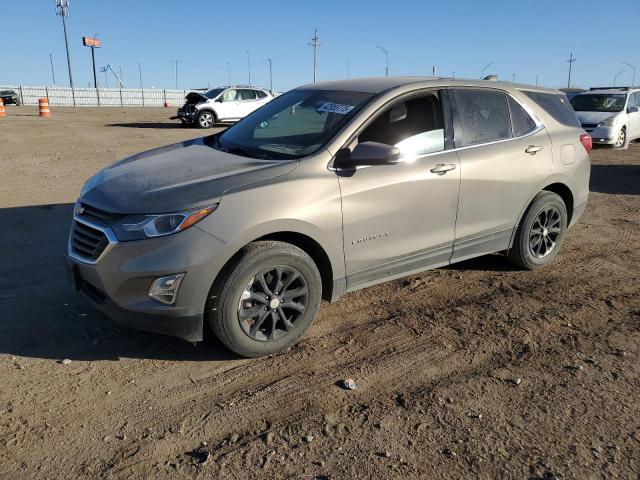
left=590, top=164, right=640, bottom=195
left=0, top=203, right=236, bottom=362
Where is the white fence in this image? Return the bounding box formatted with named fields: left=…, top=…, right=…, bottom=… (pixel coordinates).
left=0, top=85, right=198, bottom=107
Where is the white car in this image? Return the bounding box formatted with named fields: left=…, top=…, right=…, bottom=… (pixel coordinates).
left=570, top=87, right=640, bottom=147
left=174, top=86, right=274, bottom=128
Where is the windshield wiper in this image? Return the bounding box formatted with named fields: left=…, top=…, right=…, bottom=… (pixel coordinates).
left=222, top=146, right=273, bottom=160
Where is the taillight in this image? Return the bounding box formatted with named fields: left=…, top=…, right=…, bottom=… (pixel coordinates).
left=580, top=133, right=592, bottom=154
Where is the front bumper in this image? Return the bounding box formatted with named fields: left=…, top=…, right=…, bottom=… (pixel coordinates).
left=582, top=125, right=618, bottom=145
left=171, top=106, right=196, bottom=122
left=67, top=222, right=236, bottom=342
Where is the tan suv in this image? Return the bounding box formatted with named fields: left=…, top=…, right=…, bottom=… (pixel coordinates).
left=67, top=77, right=591, bottom=357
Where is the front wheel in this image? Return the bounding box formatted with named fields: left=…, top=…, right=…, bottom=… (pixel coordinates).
left=614, top=127, right=626, bottom=148
left=207, top=241, right=322, bottom=357
left=196, top=110, right=216, bottom=128
left=508, top=191, right=567, bottom=270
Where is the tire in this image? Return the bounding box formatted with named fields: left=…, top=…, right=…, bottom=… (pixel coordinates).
left=614, top=127, right=626, bottom=148
left=508, top=191, right=567, bottom=270
left=206, top=241, right=322, bottom=357
left=196, top=110, right=216, bottom=129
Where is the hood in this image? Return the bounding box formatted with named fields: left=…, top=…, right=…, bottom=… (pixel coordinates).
left=575, top=110, right=620, bottom=125
left=80, top=137, right=298, bottom=214
left=185, top=92, right=208, bottom=105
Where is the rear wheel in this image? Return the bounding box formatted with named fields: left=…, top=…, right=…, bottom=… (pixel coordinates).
left=508, top=191, right=567, bottom=270
left=196, top=110, right=216, bottom=128
left=207, top=241, right=322, bottom=357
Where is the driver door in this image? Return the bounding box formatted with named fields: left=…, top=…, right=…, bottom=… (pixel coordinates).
left=338, top=91, right=461, bottom=291
left=215, top=89, right=242, bottom=120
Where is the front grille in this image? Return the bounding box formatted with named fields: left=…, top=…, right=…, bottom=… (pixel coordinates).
left=581, top=123, right=598, bottom=129
left=70, top=220, right=109, bottom=262
left=78, top=203, right=123, bottom=226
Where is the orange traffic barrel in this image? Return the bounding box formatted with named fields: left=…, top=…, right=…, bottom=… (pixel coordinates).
left=0, top=98, right=6, bottom=117
left=39, top=98, right=51, bottom=117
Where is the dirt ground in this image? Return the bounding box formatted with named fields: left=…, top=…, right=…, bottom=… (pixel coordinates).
left=1, top=107, right=639, bottom=480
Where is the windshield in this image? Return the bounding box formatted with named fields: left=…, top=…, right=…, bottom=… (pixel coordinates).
left=570, top=94, right=626, bottom=112
left=207, top=89, right=375, bottom=159
left=204, top=88, right=225, bottom=99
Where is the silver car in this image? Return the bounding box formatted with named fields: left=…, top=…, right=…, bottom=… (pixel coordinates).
left=570, top=87, right=640, bottom=147
left=67, top=77, right=591, bottom=357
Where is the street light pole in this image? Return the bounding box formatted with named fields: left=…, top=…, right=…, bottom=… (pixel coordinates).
left=480, top=62, right=494, bottom=79
left=377, top=46, right=388, bottom=77
left=137, top=62, right=143, bottom=89
left=623, top=63, right=636, bottom=87
left=226, top=61, right=231, bottom=86
left=613, top=69, right=629, bottom=87
left=49, top=53, right=56, bottom=85
left=246, top=50, right=251, bottom=86
left=268, top=58, right=272, bottom=92
left=55, top=0, right=74, bottom=88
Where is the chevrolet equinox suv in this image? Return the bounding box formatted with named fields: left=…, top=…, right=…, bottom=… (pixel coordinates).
left=67, top=77, right=591, bottom=357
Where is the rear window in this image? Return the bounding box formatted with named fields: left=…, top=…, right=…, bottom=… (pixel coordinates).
left=523, top=91, right=580, bottom=127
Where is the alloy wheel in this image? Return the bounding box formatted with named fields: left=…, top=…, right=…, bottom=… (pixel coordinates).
left=237, top=266, right=309, bottom=342
left=615, top=128, right=626, bottom=148
left=528, top=206, right=562, bottom=258
left=199, top=113, right=213, bottom=128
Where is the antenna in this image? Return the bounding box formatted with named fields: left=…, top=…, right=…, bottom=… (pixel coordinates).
left=567, top=52, right=576, bottom=89
left=308, top=29, right=320, bottom=82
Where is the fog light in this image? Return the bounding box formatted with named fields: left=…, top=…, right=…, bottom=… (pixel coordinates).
left=149, top=273, right=185, bottom=305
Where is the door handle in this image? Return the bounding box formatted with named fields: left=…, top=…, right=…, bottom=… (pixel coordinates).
left=525, top=145, right=543, bottom=155
left=430, top=163, right=456, bottom=175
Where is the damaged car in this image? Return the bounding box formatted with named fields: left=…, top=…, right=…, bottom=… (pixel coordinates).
left=173, top=86, right=273, bottom=128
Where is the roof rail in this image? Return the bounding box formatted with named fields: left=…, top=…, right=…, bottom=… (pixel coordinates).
left=588, top=86, right=630, bottom=91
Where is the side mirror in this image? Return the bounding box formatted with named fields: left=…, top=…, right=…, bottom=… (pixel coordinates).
left=628, top=105, right=640, bottom=113
left=215, top=97, right=224, bottom=103
left=334, top=141, right=400, bottom=170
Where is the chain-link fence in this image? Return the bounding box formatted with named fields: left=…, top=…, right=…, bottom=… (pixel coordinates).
left=0, top=85, right=200, bottom=107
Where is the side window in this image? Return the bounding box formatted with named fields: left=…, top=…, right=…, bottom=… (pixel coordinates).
left=453, top=89, right=512, bottom=147
left=523, top=91, right=580, bottom=127
left=629, top=92, right=639, bottom=108
left=239, top=89, right=257, bottom=100
left=256, top=90, right=267, bottom=99
left=358, top=92, right=445, bottom=158
left=221, top=89, right=238, bottom=102
left=508, top=96, right=536, bottom=137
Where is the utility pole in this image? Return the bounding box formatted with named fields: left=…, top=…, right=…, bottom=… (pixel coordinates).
left=480, top=62, right=494, bottom=79
left=49, top=53, right=56, bottom=85
left=246, top=50, right=251, bottom=85
left=55, top=0, right=74, bottom=88
left=451, top=71, right=455, bottom=79
left=100, top=66, right=108, bottom=87
left=535, top=75, right=538, bottom=86
left=309, top=28, right=320, bottom=82
left=566, top=52, right=576, bottom=89
left=268, top=58, right=272, bottom=92
left=137, top=62, right=143, bottom=89
left=623, top=62, right=636, bottom=87
left=432, top=65, right=436, bottom=76
left=226, top=61, right=231, bottom=86
left=171, top=60, right=179, bottom=89
left=512, top=73, right=516, bottom=84
left=377, top=46, right=389, bottom=77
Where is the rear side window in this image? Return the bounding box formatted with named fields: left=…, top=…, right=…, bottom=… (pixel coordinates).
left=256, top=90, right=267, bottom=98
left=523, top=91, right=580, bottom=127
left=453, top=89, right=512, bottom=147
left=238, top=89, right=256, bottom=100
left=508, top=96, right=536, bottom=137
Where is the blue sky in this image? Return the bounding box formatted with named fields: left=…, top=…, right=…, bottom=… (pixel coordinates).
left=2, top=0, right=638, bottom=91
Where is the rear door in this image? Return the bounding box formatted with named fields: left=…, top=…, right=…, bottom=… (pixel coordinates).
left=237, top=89, right=260, bottom=117
left=338, top=90, right=461, bottom=290
left=449, top=88, right=553, bottom=261
left=629, top=92, right=640, bottom=140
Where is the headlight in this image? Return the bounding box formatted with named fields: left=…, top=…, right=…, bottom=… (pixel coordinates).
left=112, top=205, right=217, bottom=241
left=598, top=116, right=618, bottom=127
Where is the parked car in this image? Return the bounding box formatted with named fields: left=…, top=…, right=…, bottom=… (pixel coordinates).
left=173, top=86, right=273, bottom=128
left=570, top=87, right=640, bottom=147
left=0, top=89, right=21, bottom=105
left=67, top=77, right=591, bottom=357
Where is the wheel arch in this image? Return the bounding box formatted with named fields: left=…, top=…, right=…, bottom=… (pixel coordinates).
left=542, top=182, right=574, bottom=224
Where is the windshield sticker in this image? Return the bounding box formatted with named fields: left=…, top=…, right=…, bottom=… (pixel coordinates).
left=317, top=102, right=355, bottom=115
